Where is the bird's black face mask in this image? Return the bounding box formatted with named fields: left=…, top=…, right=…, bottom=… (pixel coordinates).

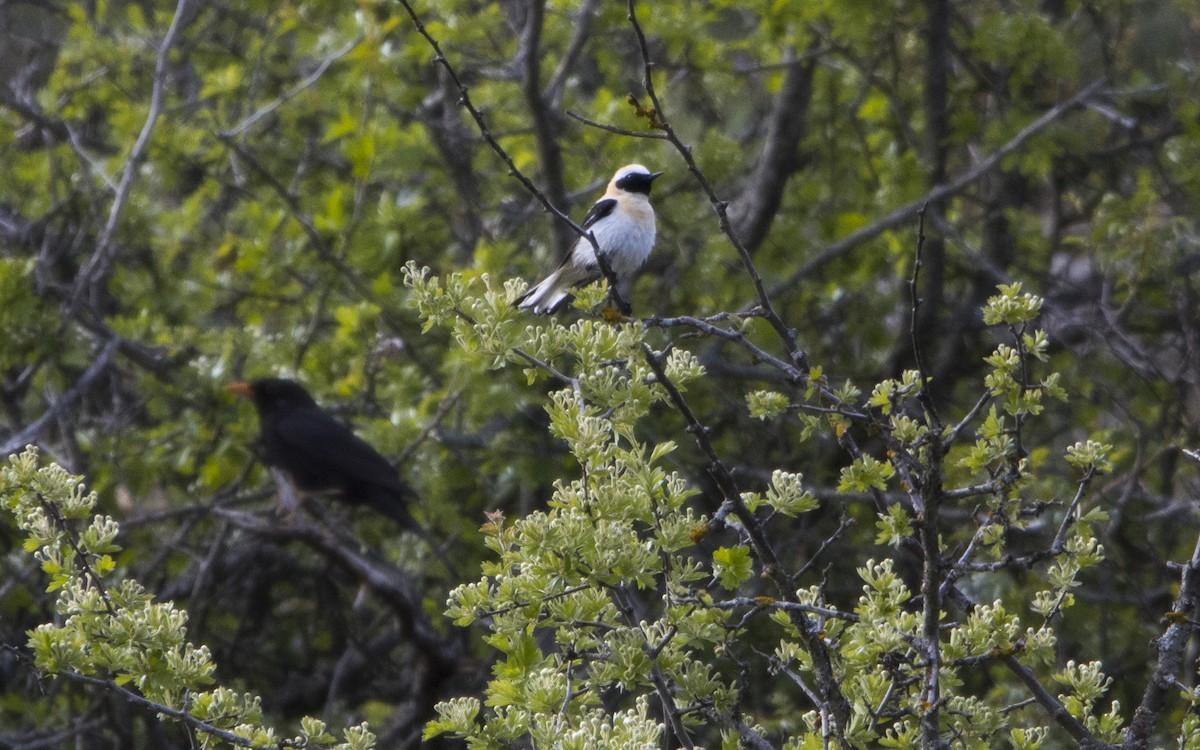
left=615, top=170, right=663, bottom=195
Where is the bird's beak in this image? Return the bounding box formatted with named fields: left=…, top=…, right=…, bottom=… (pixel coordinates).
left=225, top=381, right=254, bottom=398
left=649, top=171, right=664, bottom=181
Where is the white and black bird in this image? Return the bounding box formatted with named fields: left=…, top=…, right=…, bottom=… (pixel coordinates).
left=515, top=163, right=663, bottom=315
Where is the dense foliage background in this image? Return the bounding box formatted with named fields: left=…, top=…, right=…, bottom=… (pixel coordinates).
left=2, top=0, right=1200, bottom=747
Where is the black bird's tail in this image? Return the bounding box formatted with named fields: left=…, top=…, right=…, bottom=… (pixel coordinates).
left=365, top=485, right=418, bottom=529
left=364, top=486, right=458, bottom=577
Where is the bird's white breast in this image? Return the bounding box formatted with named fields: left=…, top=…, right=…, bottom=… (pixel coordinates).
left=585, top=195, right=656, bottom=276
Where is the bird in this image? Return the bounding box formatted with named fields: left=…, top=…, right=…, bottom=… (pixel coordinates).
left=226, top=378, right=418, bottom=530
left=515, top=163, right=662, bottom=315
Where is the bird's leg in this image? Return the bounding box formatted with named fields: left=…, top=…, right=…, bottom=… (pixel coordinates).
left=270, top=468, right=303, bottom=519
left=601, top=306, right=632, bottom=323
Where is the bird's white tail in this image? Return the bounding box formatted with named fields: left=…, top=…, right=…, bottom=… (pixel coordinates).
left=515, top=269, right=572, bottom=314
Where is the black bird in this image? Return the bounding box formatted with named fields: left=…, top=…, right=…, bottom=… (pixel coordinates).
left=227, top=378, right=417, bottom=529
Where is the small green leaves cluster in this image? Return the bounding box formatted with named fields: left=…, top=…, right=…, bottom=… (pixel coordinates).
left=1055, top=660, right=1125, bottom=742
left=747, top=389, right=791, bottom=419
left=981, top=283, right=1043, bottom=326
left=409, top=259, right=1135, bottom=749
left=838, top=453, right=896, bottom=493
left=868, top=369, right=923, bottom=415
left=742, top=470, right=818, bottom=517
left=2, top=448, right=376, bottom=750
left=1031, top=532, right=1106, bottom=620
left=1065, top=439, right=1114, bottom=475
left=409, top=271, right=747, bottom=746
left=981, top=284, right=1066, bottom=419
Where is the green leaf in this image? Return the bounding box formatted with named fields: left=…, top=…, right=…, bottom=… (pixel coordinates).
left=712, top=546, right=753, bottom=589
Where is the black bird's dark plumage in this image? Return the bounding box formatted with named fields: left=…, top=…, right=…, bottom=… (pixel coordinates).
left=227, top=378, right=416, bottom=528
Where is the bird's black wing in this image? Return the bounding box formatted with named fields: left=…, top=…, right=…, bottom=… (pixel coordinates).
left=268, top=407, right=408, bottom=497
left=539, top=197, right=619, bottom=276
left=579, top=197, right=617, bottom=231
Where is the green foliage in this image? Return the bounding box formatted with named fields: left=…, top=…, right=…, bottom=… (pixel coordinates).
left=2, top=0, right=1199, bottom=746
left=402, top=261, right=1139, bottom=747
left=2, top=448, right=375, bottom=749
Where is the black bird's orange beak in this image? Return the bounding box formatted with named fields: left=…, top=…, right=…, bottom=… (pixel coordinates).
left=225, top=381, right=255, bottom=399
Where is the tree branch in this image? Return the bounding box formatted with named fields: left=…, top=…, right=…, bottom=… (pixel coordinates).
left=727, top=43, right=818, bottom=254
left=767, top=78, right=1107, bottom=300
left=1123, top=528, right=1200, bottom=748
left=56, top=672, right=260, bottom=748
left=542, top=0, right=600, bottom=105
left=640, top=343, right=857, bottom=745
left=1004, top=656, right=1113, bottom=749
left=625, top=0, right=808, bottom=374
left=69, top=0, right=197, bottom=314
left=2, top=339, right=118, bottom=455
left=518, top=0, right=571, bottom=255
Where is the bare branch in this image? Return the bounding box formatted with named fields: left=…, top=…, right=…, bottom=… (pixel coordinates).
left=1123, top=530, right=1200, bottom=748
left=909, top=205, right=940, bottom=425
left=2, top=339, right=118, bottom=455
left=69, top=0, right=197, bottom=314
left=625, top=0, right=809, bottom=375
left=641, top=313, right=804, bottom=383
left=220, top=36, right=362, bottom=138
left=565, top=109, right=670, bottom=139
left=395, top=0, right=628, bottom=310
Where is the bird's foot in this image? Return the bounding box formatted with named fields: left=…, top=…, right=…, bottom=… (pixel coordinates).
left=601, top=305, right=632, bottom=323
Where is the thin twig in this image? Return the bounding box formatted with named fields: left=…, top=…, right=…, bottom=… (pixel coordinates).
left=220, top=37, right=362, bottom=138
left=625, top=0, right=809, bottom=374
left=56, top=672, right=259, bottom=748
left=2, top=340, right=119, bottom=455
left=909, top=205, right=940, bottom=424
left=641, top=314, right=804, bottom=383
left=696, top=596, right=857, bottom=622
left=69, top=0, right=196, bottom=313
left=565, top=110, right=670, bottom=139
left=395, top=0, right=629, bottom=311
